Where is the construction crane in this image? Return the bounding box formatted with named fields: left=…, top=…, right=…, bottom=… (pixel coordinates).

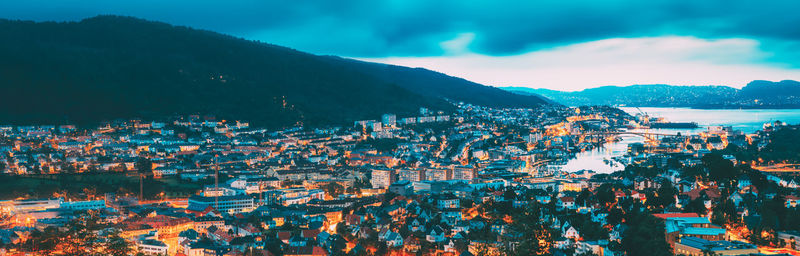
left=635, top=107, right=647, bottom=117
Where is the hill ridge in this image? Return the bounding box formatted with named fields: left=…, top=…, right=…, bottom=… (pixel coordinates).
left=0, top=15, right=546, bottom=127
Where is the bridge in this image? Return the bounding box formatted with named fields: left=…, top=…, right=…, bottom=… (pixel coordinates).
left=581, top=131, right=684, bottom=142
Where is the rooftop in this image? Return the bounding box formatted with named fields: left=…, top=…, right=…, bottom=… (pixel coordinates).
left=678, top=236, right=756, bottom=251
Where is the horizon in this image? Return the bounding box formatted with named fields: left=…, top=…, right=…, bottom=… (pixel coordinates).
left=2, top=1, right=800, bottom=90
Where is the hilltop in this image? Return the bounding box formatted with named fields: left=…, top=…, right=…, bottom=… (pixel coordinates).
left=504, top=80, right=800, bottom=108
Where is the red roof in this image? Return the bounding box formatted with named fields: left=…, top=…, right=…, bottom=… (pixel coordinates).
left=685, top=188, right=721, bottom=200
left=284, top=246, right=327, bottom=256
left=278, top=231, right=292, bottom=241
left=302, top=229, right=321, bottom=239
left=213, top=229, right=234, bottom=243
left=346, top=214, right=362, bottom=225
left=652, top=213, right=700, bottom=219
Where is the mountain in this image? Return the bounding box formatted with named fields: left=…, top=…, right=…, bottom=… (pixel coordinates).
left=335, top=58, right=553, bottom=109
left=0, top=16, right=546, bottom=127
left=503, top=80, right=800, bottom=108
left=740, top=80, right=800, bottom=99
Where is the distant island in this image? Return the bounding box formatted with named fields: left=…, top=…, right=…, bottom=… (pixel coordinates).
left=503, top=80, right=800, bottom=108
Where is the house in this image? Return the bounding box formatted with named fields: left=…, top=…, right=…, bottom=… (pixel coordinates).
left=385, top=232, right=404, bottom=247
left=444, top=238, right=458, bottom=253
left=737, top=175, right=752, bottom=189
left=452, top=221, right=470, bottom=235
left=591, top=210, right=609, bottom=224
left=437, top=195, right=460, bottom=209
left=442, top=209, right=463, bottom=224
left=345, top=214, right=364, bottom=226
left=491, top=220, right=508, bottom=235
left=405, top=236, right=421, bottom=252
left=289, top=236, right=308, bottom=247
left=535, top=195, right=552, bottom=204
left=557, top=196, right=576, bottom=210
left=469, top=216, right=487, bottom=230
left=562, top=222, right=580, bottom=240
left=427, top=225, right=446, bottom=242
left=408, top=218, right=426, bottom=232
left=554, top=237, right=571, bottom=249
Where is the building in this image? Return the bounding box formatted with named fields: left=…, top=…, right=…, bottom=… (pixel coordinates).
left=60, top=199, right=106, bottom=211
left=398, top=169, right=425, bottom=182
left=673, top=237, right=757, bottom=256
left=371, top=168, right=395, bottom=189
left=188, top=195, right=255, bottom=214
left=437, top=195, right=460, bottom=209
left=388, top=181, right=412, bottom=196
left=452, top=166, right=475, bottom=181
left=381, top=114, right=397, bottom=128
left=778, top=231, right=800, bottom=250
left=425, top=168, right=451, bottom=181
left=265, top=188, right=325, bottom=206
left=661, top=215, right=727, bottom=248
left=194, top=217, right=225, bottom=234
left=137, top=239, right=169, bottom=255
left=1, top=198, right=63, bottom=213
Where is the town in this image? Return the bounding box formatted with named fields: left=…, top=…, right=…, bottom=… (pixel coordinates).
left=0, top=102, right=799, bottom=256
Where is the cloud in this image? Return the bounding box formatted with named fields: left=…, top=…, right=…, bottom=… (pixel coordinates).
left=1, top=0, right=799, bottom=89
left=439, top=33, right=475, bottom=55
left=360, top=36, right=800, bottom=91
left=2, top=0, right=800, bottom=58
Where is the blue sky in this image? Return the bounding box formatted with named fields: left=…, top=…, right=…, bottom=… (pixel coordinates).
left=2, top=0, right=799, bottom=91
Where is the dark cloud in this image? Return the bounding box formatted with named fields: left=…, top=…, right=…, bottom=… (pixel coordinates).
left=1, top=0, right=799, bottom=58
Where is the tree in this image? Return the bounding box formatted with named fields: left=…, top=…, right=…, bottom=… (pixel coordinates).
left=622, top=211, right=672, bottom=256
left=711, top=199, right=737, bottom=226
left=135, top=157, right=152, bottom=200
left=607, top=208, right=625, bottom=226
left=702, top=153, right=739, bottom=184
left=135, top=157, right=153, bottom=174
left=684, top=197, right=707, bottom=215
left=651, top=180, right=677, bottom=208
left=576, top=189, right=591, bottom=206
left=322, top=182, right=345, bottom=199
left=327, top=235, right=347, bottom=256
left=503, top=188, right=517, bottom=201
left=502, top=203, right=556, bottom=255
left=104, top=232, right=134, bottom=256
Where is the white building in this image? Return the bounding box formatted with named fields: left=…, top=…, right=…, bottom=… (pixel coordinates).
left=188, top=195, right=255, bottom=214
left=137, top=239, right=169, bottom=255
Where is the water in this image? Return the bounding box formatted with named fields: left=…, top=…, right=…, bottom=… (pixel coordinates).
left=560, top=107, right=800, bottom=173
left=622, top=107, right=800, bottom=134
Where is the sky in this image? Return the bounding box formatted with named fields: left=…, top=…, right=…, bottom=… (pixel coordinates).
left=1, top=0, right=800, bottom=91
